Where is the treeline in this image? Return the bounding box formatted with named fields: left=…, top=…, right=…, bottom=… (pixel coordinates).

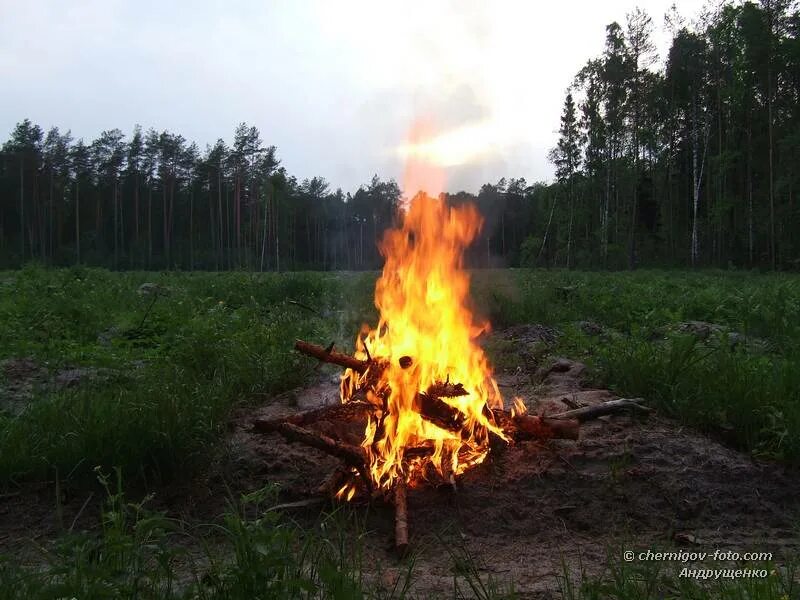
left=0, top=121, right=401, bottom=270
left=543, top=0, right=800, bottom=269
left=1, top=0, right=798, bottom=271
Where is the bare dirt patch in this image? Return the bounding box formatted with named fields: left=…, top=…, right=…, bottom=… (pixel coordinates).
left=198, top=325, right=800, bottom=596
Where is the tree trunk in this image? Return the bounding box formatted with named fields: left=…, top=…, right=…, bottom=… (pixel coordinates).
left=148, top=184, right=153, bottom=267
left=747, top=123, right=753, bottom=266
left=628, top=121, right=639, bottom=270
left=260, top=187, right=268, bottom=272
left=275, top=191, right=280, bottom=272
left=208, top=171, right=217, bottom=271
left=567, top=182, right=574, bottom=269
left=603, top=146, right=610, bottom=266
left=189, top=182, right=194, bottom=270
left=539, top=195, right=557, bottom=265
left=113, top=180, right=118, bottom=269
left=48, top=169, right=54, bottom=263
left=217, top=169, right=223, bottom=270
left=75, top=180, right=80, bottom=264
left=768, top=63, right=775, bottom=269
left=134, top=174, right=140, bottom=244
left=19, top=157, right=24, bottom=261
left=162, top=180, right=168, bottom=266
left=691, top=101, right=700, bottom=267
left=119, top=179, right=125, bottom=267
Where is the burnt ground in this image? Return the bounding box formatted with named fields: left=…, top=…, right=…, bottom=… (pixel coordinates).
left=2, top=325, right=799, bottom=597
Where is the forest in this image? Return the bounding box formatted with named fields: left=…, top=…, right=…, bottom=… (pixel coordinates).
left=1, top=0, right=799, bottom=271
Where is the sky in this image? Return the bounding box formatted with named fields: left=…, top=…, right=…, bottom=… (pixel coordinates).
left=0, top=0, right=708, bottom=195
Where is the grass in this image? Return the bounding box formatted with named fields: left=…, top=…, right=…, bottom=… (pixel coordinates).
left=0, top=265, right=376, bottom=484
left=1, top=473, right=795, bottom=599
left=0, top=473, right=393, bottom=599
left=2, top=265, right=800, bottom=597
left=556, top=547, right=798, bottom=600
left=475, top=269, right=800, bottom=463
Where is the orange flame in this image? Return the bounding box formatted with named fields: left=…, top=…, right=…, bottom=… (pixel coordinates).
left=340, top=131, right=505, bottom=490
left=511, top=397, right=527, bottom=418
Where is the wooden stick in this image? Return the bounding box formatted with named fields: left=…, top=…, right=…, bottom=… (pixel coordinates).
left=394, top=481, right=409, bottom=557
left=316, top=466, right=353, bottom=497
left=253, top=420, right=371, bottom=488
left=252, top=402, right=375, bottom=431
left=490, top=409, right=580, bottom=441
left=266, top=498, right=327, bottom=512
left=514, top=414, right=580, bottom=440
left=414, top=392, right=466, bottom=432
left=294, top=340, right=369, bottom=374
left=287, top=299, right=320, bottom=315
left=426, top=381, right=469, bottom=398
left=548, top=398, right=649, bottom=422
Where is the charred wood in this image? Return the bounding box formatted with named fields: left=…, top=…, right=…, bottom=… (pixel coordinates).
left=294, top=339, right=369, bottom=374
left=252, top=420, right=371, bottom=489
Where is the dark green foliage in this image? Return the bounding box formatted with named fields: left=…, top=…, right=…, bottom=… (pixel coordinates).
left=477, top=268, right=800, bottom=463
left=0, top=267, right=355, bottom=484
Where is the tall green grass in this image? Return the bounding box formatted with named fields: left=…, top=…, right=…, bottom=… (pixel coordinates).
left=0, top=473, right=477, bottom=600
left=475, top=269, right=800, bottom=463
left=0, top=266, right=372, bottom=484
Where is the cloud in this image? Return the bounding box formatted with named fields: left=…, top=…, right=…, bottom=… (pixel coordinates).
left=1, top=0, right=707, bottom=194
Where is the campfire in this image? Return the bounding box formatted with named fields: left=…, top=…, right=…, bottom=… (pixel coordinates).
left=253, top=193, right=647, bottom=555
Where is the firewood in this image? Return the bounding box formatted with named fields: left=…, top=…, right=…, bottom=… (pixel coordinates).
left=414, top=392, right=466, bottom=431
left=394, top=481, right=409, bottom=557
left=490, top=409, right=580, bottom=441
left=548, top=398, right=649, bottom=422
left=426, top=381, right=469, bottom=398
left=514, top=414, right=580, bottom=440
left=252, top=402, right=375, bottom=431
left=265, top=498, right=327, bottom=512
left=253, top=421, right=371, bottom=489
left=316, top=466, right=353, bottom=497
left=294, top=340, right=369, bottom=374
left=411, top=395, right=581, bottom=441
left=404, top=445, right=435, bottom=461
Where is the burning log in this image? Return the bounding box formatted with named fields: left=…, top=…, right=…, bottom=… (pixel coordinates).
left=490, top=409, right=580, bottom=441
left=426, top=380, right=469, bottom=398
left=413, top=394, right=581, bottom=441
left=394, top=480, right=409, bottom=557
left=294, top=340, right=370, bottom=374
left=316, top=466, right=353, bottom=497
left=414, top=392, right=467, bottom=432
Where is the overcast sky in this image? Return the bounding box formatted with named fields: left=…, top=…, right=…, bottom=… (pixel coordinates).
left=0, top=0, right=707, bottom=194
